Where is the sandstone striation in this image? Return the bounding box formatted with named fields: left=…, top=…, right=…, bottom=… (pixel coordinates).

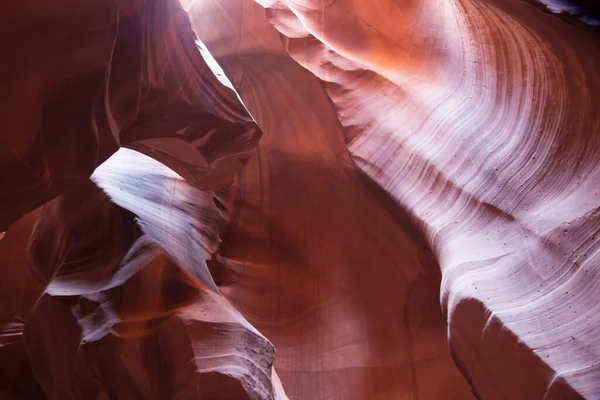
left=1, top=0, right=600, bottom=399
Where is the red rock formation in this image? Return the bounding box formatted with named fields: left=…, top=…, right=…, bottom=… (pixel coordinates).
left=1, top=0, right=600, bottom=399
left=0, top=0, right=259, bottom=231
left=187, top=0, right=600, bottom=397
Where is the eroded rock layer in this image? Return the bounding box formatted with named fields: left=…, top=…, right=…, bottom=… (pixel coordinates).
left=239, top=0, right=600, bottom=398
left=0, top=0, right=260, bottom=231
left=1, top=0, right=600, bottom=399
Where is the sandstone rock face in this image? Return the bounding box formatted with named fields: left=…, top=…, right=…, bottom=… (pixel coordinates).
left=242, top=1, right=600, bottom=397
left=0, top=0, right=259, bottom=231
left=1, top=0, right=600, bottom=399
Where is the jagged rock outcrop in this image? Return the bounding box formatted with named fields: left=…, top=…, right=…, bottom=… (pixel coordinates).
left=1, top=0, right=600, bottom=399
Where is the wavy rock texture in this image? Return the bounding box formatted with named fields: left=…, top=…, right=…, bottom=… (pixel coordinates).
left=1, top=0, right=600, bottom=399
left=0, top=0, right=279, bottom=398
left=185, top=1, right=476, bottom=399
left=227, top=0, right=600, bottom=398
left=1, top=151, right=284, bottom=399
left=0, top=0, right=260, bottom=231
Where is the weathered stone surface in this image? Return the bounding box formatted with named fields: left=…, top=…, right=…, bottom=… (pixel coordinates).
left=1, top=0, right=600, bottom=399
left=242, top=0, right=600, bottom=398
left=0, top=0, right=260, bottom=231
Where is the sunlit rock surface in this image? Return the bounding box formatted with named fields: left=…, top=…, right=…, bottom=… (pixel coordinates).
left=1, top=0, right=600, bottom=399
left=237, top=0, right=600, bottom=398
left=0, top=0, right=260, bottom=231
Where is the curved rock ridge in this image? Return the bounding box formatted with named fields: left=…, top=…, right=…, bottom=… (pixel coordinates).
left=246, top=0, right=600, bottom=398
left=185, top=0, right=476, bottom=399
left=0, top=0, right=282, bottom=397
left=0, top=0, right=260, bottom=232
left=1, top=149, right=285, bottom=399
left=1, top=0, right=600, bottom=399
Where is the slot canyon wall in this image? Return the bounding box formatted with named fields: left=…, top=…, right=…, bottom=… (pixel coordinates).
left=0, top=0, right=599, bottom=399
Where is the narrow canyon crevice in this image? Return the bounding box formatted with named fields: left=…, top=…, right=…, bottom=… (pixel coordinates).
left=1, top=0, right=599, bottom=399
